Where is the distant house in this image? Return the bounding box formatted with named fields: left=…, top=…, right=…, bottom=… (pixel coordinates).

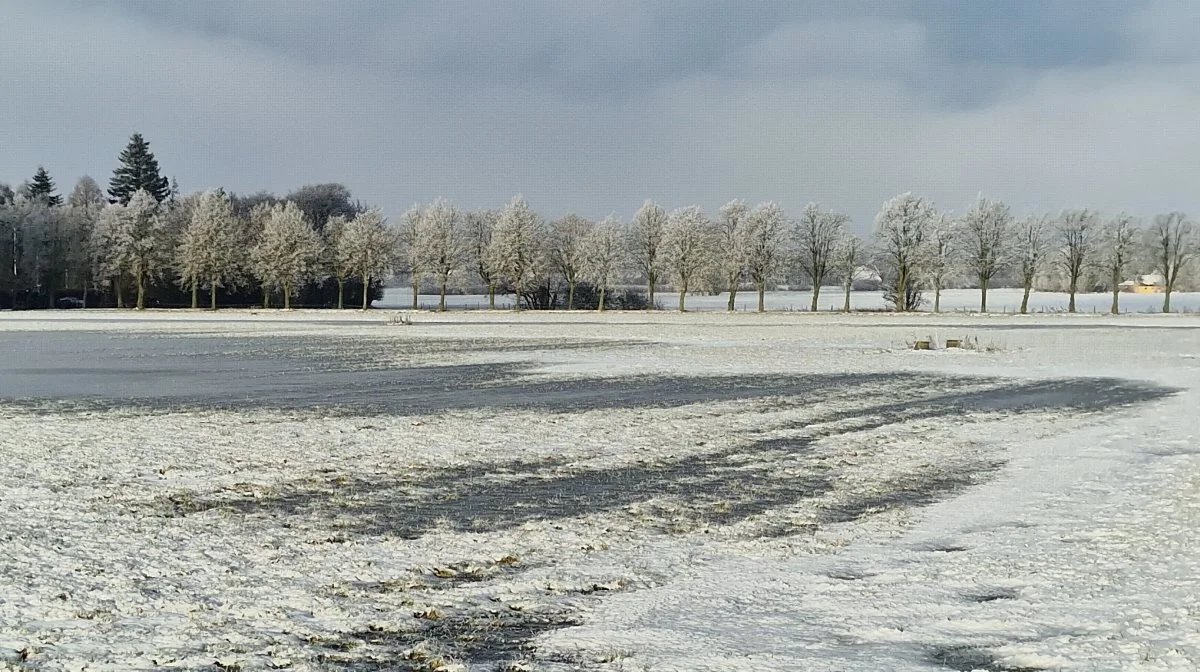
left=1119, top=272, right=1166, bottom=294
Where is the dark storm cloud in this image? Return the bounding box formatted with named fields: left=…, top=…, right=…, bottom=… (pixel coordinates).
left=4, top=0, right=1199, bottom=230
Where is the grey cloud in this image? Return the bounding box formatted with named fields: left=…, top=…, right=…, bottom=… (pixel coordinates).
left=6, top=0, right=1200, bottom=233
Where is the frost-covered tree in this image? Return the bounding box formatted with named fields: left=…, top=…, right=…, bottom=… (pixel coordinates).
left=68, top=176, right=105, bottom=214
left=118, top=190, right=170, bottom=310
left=961, top=195, right=1012, bottom=312
left=64, top=178, right=106, bottom=304
left=175, top=188, right=241, bottom=309
left=466, top=209, right=499, bottom=309
left=628, top=199, right=667, bottom=309
left=396, top=206, right=423, bottom=309
left=1100, top=213, right=1139, bottom=315
left=1013, top=214, right=1052, bottom=314
left=874, top=192, right=936, bottom=312
left=90, top=204, right=128, bottom=307
left=796, top=203, right=848, bottom=312
left=663, top=206, right=714, bottom=312
left=717, top=199, right=748, bottom=311
left=488, top=195, right=544, bottom=311
left=340, top=207, right=394, bottom=310
left=1056, top=209, right=1100, bottom=313
left=833, top=234, right=864, bottom=313
left=108, top=133, right=171, bottom=205
left=251, top=201, right=322, bottom=309
left=1148, top=212, right=1197, bottom=313
left=926, top=214, right=957, bottom=313
left=742, top=202, right=788, bottom=313
left=323, top=215, right=351, bottom=309
left=414, top=199, right=464, bottom=311
left=581, top=215, right=625, bottom=312
left=548, top=214, right=594, bottom=310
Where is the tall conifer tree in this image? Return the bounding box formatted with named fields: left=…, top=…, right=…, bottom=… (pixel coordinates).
left=108, top=133, right=171, bottom=205
left=28, top=167, right=62, bottom=206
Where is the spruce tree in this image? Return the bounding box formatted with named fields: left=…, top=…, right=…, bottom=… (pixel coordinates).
left=28, top=167, right=62, bottom=206
left=108, top=133, right=171, bottom=205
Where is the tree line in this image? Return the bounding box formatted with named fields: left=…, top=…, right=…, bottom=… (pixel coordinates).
left=4, top=135, right=1198, bottom=313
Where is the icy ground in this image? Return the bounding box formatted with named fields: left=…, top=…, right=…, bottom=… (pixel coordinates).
left=0, top=310, right=1197, bottom=671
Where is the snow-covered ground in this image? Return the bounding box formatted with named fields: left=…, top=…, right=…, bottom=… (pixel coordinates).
left=379, top=286, right=1200, bottom=314
left=0, top=310, right=1197, bottom=671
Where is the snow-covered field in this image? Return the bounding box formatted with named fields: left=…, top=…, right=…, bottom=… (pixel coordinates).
left=379, top=286, right=1200, bottom=314
left=1, top=309, right=1198, bottom=671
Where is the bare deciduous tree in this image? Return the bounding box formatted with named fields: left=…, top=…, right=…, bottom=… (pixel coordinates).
left=874, top=192, right=936, bottom=312
left=396, top=207, right=423, bottom=309
left=548, top=213, right=593, bottom=310
left=251, top=201, right=322, bottom=309
left=743, top=202, right=788, bottom=313
left=629, top=199, right=667, bottom=310
left=796, top=202, right=848, bottom=312
left=340, top=207, right=395, bottom=310
left=63, top=177, right=105, bottom=306
left=1056, top=209, right=1099, bottom=313
left=1149, top=212, right=1197, bottom=313
left=581, top=215, right=625, bottom=312
left=662, top=206, right=714, bottom=312
left=466, top=209, right=499, bottom=309
left=90, top=204, right=128, bottom=307
left=1100, top=213, right=1138, bottom=315
left=1013, top=214, right=1052, bottom=314
left=489, top=195, right=544, bottom=311
left=925, top=214, right=957, bottom=313
left=833, top=234, right=864, bottom=313
left=961, top=195, right=1012, bottom=312
left=415, top=199, right=464, bottom=311
left=323, top=215, right=351, bottom=309
left=717, top=199, right=748, bottom=311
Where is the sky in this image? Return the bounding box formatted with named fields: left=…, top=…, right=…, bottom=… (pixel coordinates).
left=3, top=0, right=1200, bottom=232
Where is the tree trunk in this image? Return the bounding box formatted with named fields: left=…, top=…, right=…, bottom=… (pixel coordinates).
left=115, top=276, right=124, bottom=309
left=284, top=282, right=292, bottom=310
left=336, top=277, right=344, bottom=309
left=135, top=271, right=146, bottom=310
left=678, top=281, right=687, bottom=312
left=647, top=276, right=655, bottom=310
left=1068, top=276, right=1077, bottom=313
left=980, top=277, right=989, bottom=313
left=757, top=283, right=765, bottom=313
left=934, top=284, right=941, bottom=313
left=1163, top=284, right=1173, bottom=313
left=1111, top=268, right=1120, bottom=315
left=410, top=278, right=418, bottom=310
left=488, top=283, right=496, bottom=310
left=810, top=282, right=821, bottom=312
left=842, top=282, right=851, bottom=313
left=362, top=275, right=371, bottom=310
left=210, top=283, right=217, bottom=311
left=263, top=288, right=270, bottom=309
left=439, top=279, right=447, bottom=312
left=514, top=282, right=523, bottom=312
left=567, top=280, right=576, bottom=310
left=1020, top=281, right=1032, bottom=314
left=727, top=280, right=738, bottom=311
left=190, top=277, right=198, bottom=309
